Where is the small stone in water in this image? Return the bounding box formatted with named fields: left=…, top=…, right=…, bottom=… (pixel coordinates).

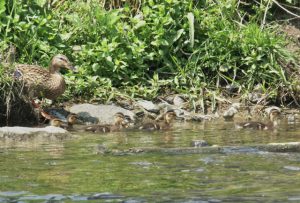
left=191, top=140, right=209, bottom=147
left=87, top=193, right=124, bottom=200
left=284, top=166, right=300, bottom=171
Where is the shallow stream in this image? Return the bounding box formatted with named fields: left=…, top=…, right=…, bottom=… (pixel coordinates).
left=1, top=120, right=300, bottom=202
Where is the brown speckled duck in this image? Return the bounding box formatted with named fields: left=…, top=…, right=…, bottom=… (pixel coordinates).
left=235, top=109, right=280, bottom=130
left=85, top=112, right=130, bottom=133
left=139, top=110, right=177, bottom=131
left=49, top=113, right=78, bottom=130
left=14, top=54, right=75, bottom=101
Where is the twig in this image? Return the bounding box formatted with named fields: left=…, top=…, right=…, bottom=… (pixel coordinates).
left=261, top=0, right=272, bottom=30
left=279, top=2, right=300, bottom=11
left=273, top=0, right=300, bottom=18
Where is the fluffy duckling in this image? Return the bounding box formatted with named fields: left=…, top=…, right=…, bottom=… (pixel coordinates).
left=85, top=112, right=130, bottom=133
left=47, top=113, right=78, bottom=130
left=139, top=110, right=177, bottom=130
left=235, top=109, right=280, bottom=130
left=50, top=118, right=63, bottom=127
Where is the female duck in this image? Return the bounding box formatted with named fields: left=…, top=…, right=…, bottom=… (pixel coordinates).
left=139, top=110, right=177, bottom=131
left=14, top=54, right=75, bottom=101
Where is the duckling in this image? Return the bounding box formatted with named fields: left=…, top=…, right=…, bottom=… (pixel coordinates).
left=49, top=118, right=64, bottom=128
left=139, top=110, right=177, bottom=130
left=85, top=112, right=130, bottom=133
left=61, top=113, right=78, bottom=130
left=235, top=109, right=280, bottom=130
left=43, top=112, right=78, bottom=130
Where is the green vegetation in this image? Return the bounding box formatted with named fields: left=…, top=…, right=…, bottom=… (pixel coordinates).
left=0, top=0, right=299, bottom=121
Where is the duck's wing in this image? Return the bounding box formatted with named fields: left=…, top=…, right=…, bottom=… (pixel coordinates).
left=139, top=122, right=160, bottom=130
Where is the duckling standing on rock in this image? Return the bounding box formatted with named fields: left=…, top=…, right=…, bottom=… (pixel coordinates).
left=235, top=109, right=280, bottom=130
left=13, top=54, right=75, bottom=117
left=139, top=110, right=177, bottom=131
left=85, top=112, right=130, bottom=133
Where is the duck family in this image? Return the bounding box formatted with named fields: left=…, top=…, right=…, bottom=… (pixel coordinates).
left=10, top=52, right=284, bottom=133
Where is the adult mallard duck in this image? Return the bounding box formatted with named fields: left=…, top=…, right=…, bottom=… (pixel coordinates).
left=139, top=110, right=177, bottom=131
left=13, top=54, right=75, bottom=101
left=85, top=112, right=131, bottom=133
left=235, top=108, right=280, bottom=130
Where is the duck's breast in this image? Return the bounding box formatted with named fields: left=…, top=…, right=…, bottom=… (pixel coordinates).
left=44, top=73, right=66, bottom=100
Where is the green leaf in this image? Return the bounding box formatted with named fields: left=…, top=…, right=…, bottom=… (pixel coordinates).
left=134, top=20, right=146, bottom=30
left=173, top=29, right=184, bottom=43
left=187, top=12, right=194, bottom=48
left=34, top=0, right=47, bottom=7
left=0, top=0, right=5, bottom=15
left=60, top=33, right=72, bottom=41
left=92, top=63, right=100, bottom=72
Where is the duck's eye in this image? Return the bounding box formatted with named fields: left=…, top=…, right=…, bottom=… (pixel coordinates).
left=59, top=57, right=67, bottom=62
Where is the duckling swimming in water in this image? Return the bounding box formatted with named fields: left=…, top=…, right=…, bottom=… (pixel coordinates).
left=235, top=109, right=280, bottom=130
left=84, top=112, right=130, bottom=133
left=139, top=110, right=177, bottom=131
left=47, top=113, right=78, bottom=130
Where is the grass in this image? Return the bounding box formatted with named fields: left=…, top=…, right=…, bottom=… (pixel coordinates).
left=0, top=0, right=299, bottom=125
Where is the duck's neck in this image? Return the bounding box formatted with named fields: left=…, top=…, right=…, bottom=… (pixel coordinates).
left=114, top=121, right=123, bottom=128
left=164, top=119, right=171, bottom=125
left=49, top=60, right=60, bottom=73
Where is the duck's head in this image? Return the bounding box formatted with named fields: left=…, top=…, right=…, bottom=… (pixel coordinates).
left=50, top=118, right=63, bottom=127
left=50, top=54, right=75, bottom=73
left=269, top=109, right=280, bottom=121
left=67, top=113, right=78, bottom=125
left=114, top=112, right=132, bottom=128
left=164, top=110, right=177, bottom=124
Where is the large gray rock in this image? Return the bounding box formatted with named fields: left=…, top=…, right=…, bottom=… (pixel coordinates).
left=136, top=100, right=160, bottom=113
left=0, top=126, right=68, bottom=136
left=69, top=103, right=135, bottom=124
left=0, top=126, right=70, bottom=144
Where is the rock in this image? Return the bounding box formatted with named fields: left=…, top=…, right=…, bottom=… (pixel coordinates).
left=223, top=103, right=240, bottom=121
left=225, top=84, right=239, bottom=95
left=69, top=104, right=135, bottom=124
left=191, top=140, right=209, bottom=147
left=87, top=193, right=124, bottom=200
left=173, top=95, right=186, bottom=107
left=284, top=166, right=300, bottom=171
left=136, top=100, right=160, bottom=114
left=0, top=126, right=68, bottom=137
left=0, top=126, right=70, bottom=145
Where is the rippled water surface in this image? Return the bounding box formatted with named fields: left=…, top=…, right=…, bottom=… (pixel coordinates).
left=1, top=120, right=300, bottom=202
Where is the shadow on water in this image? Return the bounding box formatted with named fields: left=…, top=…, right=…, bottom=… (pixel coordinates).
left=1, top=120, right=300, bottom=202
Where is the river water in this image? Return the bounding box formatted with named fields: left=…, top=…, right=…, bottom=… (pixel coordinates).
left=1, top=120, right=300, bottom=202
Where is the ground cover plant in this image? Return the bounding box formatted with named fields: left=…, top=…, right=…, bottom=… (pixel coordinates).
left=0, top=0, right=299, bottom=124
